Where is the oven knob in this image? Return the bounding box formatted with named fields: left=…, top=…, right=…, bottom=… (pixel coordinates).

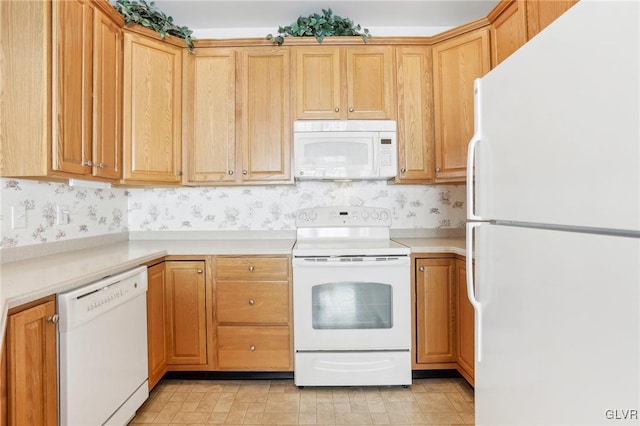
left=371, top=210, right=379, bottom=220
left=361, top=210, right=369, bottom=219
left=299, top=211, right=308, bottom=221
left=310, top=211, right=318, bottom=220
left=380, top=210, right=389, bottom=221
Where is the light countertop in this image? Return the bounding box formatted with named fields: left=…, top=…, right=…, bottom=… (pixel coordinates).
left=393, top=237, right=466, bottom=257
left=0, top=235, right=464, bottom=344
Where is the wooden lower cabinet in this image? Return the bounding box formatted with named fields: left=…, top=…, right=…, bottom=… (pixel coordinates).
left=415, top=258, right=456, bottom=364
left=146, top=261, right=168, bottom=390
left=217, top=326, right=290, bottom=370
left=165, top=260, right=208, bottom=366
left=2, top=296, right=57, bottom=426
left=413, top=254, right=474, bottom=385
left=456, top=259, right=475, bottom=384
left=214, top=256, right=292, bottom=371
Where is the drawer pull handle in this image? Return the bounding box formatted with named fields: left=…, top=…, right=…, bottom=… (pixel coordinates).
left=197, top=269, right=203, bottom=274
left=249, top=299, right=255, bottom=305
left=250, top=345, right=256, bottom=351
left=248, top=266, right=254, bottom=272
left=48, top=314, right=59, bottom=323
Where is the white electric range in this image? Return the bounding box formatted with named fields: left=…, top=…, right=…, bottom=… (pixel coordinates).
left=292, top=206, right=412, bottom=387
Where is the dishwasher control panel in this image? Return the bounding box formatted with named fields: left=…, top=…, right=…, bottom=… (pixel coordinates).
left=57, top=266, right=148, bottom=332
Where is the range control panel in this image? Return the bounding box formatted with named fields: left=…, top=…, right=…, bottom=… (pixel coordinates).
left=295, top=206, right=392, bottom=227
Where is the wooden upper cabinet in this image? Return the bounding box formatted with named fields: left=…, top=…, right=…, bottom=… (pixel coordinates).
left=92, top=5, right=123, bottom=180
left=122, top=30, right=182, bottom=184
left=415, top=258, right=456, bottom=364
left=0, top=0, right=122, bottom=181
left=183, top=49, right=236, bottom=184
left=52, top=0, right=94, bottom=176
left=433, top=27, right=490, bottom=182
left=346, top=47, right=395, bottom=119
left=489, top=0, right=528, bottom=67
left=526, top=0, right=579, bottom=40
left=165, top=261, right=207, bottom=366
left=184, top=47, right=291, bottom=185
left=294, top=47, right=342, bottom=119
left=236, top=48, right=292, bottom=183
left=395, top=46, right=435, bottom=183
left=294, top=46, right=394, bottom=120
left=6, top=297, right=57, bottom=426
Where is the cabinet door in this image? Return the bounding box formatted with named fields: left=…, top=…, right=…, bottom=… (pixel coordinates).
left=433, top=28, right=490, bottom=182
left=123, top=31, right=182, bottom=183
left=92, top=7, right=122, bottom=180
left=237, top=48, right=291, bottom=183
left=456, top=259, right=474, bottom=381
left=526, top=0, right=578, bottom=39
left=183, top=49, right=237, bottom=183
left=346, top=46, right=394, bottom=119
left=395, top=46, right=435, bottom=183
left=165, top=261, right=207, bottom=365
left=415, top=258, right=456, bottom=364
left=146, top=262, right=168, bottom=390
left=294, top=47, right=342, bottom=119
left=490, top=0, right=528, bottom=67
left=6, top=299, right=57, bottom=426
left=51, top=0, right=93, bottom=176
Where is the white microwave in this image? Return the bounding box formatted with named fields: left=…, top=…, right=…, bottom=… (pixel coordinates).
left=293, top=120, right=397, bottom=180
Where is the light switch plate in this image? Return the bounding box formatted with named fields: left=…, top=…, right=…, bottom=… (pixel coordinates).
left=11, top=205, right=27, bottom=229
left=56, top=205, right=70, bottom=225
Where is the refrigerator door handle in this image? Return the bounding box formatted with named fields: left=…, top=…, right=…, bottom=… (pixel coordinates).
left=466, top=78, right=483, bottom=221
left=466, top=221, right=482, bottom=362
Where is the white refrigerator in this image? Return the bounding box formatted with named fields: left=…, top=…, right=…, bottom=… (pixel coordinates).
left=466, top=1, right=640, bottom=425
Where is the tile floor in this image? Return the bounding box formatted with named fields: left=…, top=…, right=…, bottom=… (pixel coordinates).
left=129, top=377, right=474, bottom=425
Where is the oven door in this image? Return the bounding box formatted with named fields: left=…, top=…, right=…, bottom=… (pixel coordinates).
left=292, top=255, right=411, bottom=351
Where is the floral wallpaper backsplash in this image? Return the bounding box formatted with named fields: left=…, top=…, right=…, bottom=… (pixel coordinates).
left=0, top=178, right=128, bottom=248
left=0, top=178, right=465, bottom=248
left=127, top=181, right=466, bottom=231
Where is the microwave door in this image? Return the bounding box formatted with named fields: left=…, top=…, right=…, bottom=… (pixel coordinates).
left=295, top=132, right=376, bottom=179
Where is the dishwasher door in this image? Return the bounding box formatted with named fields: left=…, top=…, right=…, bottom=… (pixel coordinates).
left=58, top=266, right=149, bottom=426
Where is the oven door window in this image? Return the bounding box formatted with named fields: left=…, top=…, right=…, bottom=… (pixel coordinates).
left=312, top=281, right=393, bottom=329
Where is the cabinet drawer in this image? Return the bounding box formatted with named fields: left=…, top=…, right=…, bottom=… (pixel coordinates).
left=216, top=281, right=289, bottom=324
left=215, top=257, right=289, bottom=280
left=217, top=326, right=291, bottom=370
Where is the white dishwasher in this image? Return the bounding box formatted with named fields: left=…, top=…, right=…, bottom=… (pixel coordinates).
left=58, top=266, right=149, bottom=426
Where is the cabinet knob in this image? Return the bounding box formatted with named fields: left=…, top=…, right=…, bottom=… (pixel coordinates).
left=83, top=160, right=93, bottom=167
left=97, top=162, right=105, bottom=169
left=248, top=266, right=254, bottom=272
left=436, top=167, right=441, bottom=172
left=334, top=107, right=340, bottom=112
left=401, top=168, right=406, bottom=173
left=242, top=170, right=248, bottom=175
left=228, top=170, right=234, bottom=175
left=176, top=170, right=183, bottom=176
left=47, top=314, right=59, bottom=323
left=419, top=266, right=425, bottom=272
left=249, top=299, right=255, bottom=305
left=197, top=269, right=203, bottom=274
left=349, top=107, right=354, bottom=112
left=250, top=345, right=256, bottom=351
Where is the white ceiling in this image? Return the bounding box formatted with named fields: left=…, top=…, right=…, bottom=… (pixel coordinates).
left=143, top=1, right=499, bottom=38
